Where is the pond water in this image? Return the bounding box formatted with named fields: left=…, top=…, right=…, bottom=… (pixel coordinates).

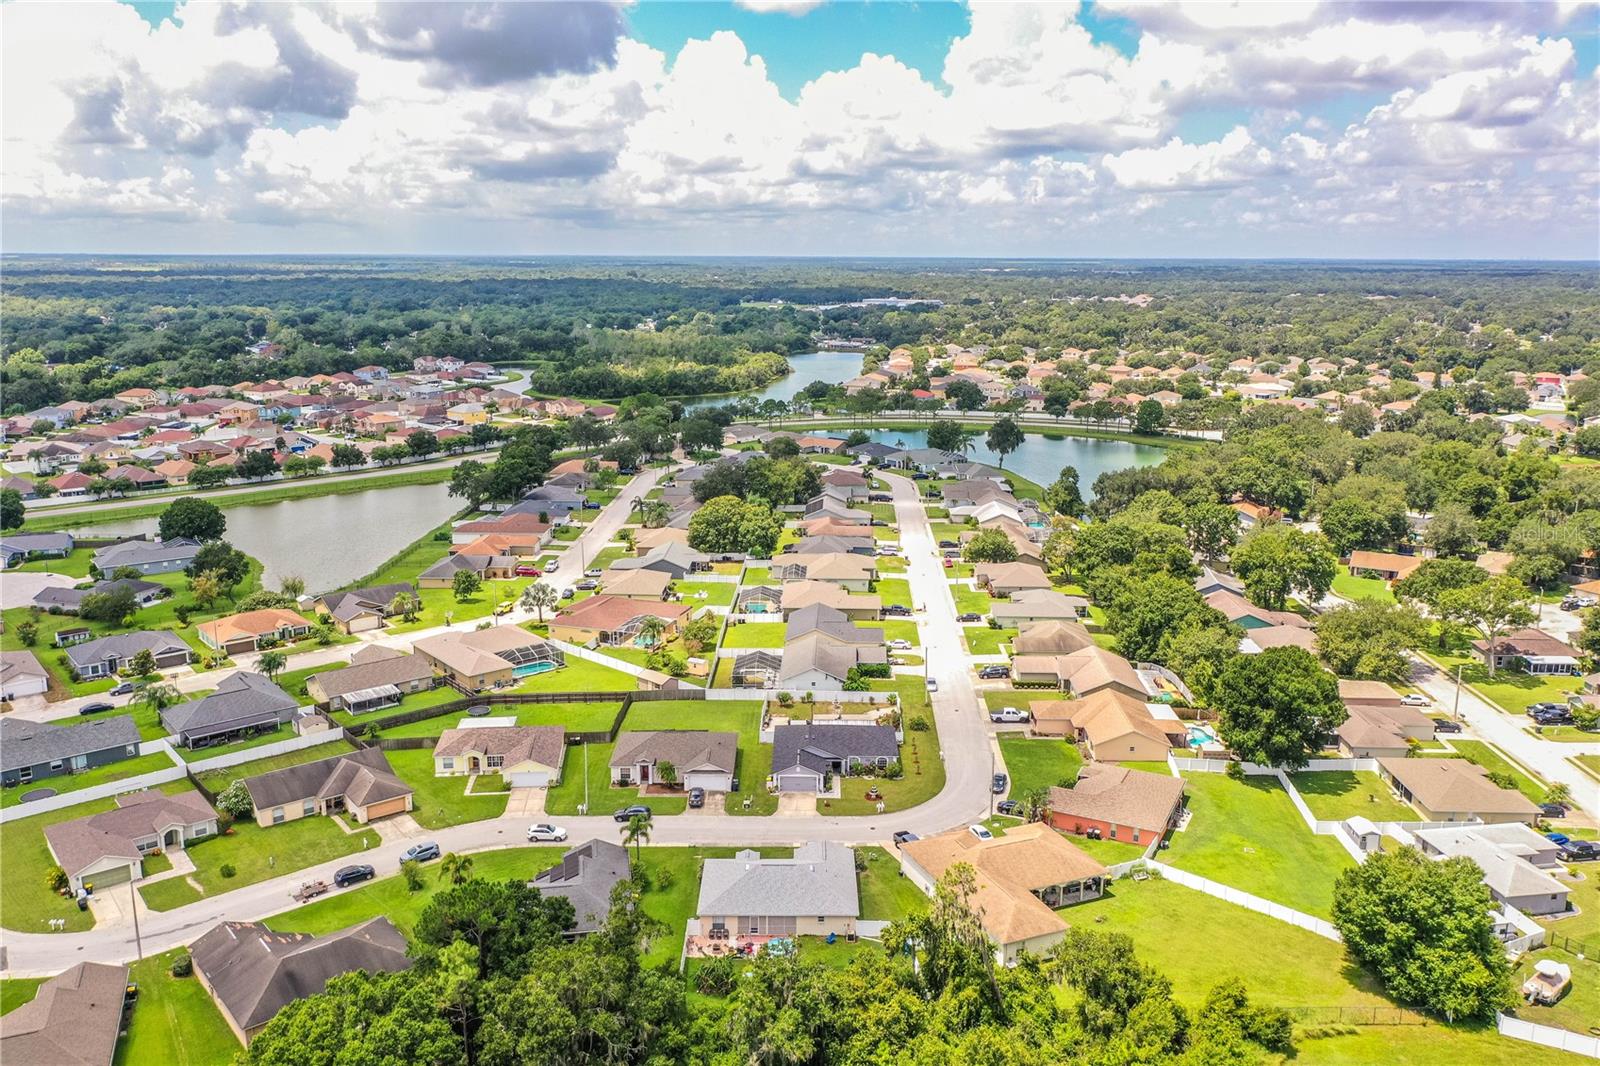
left=855, top=427, right=1166, bottom=499
left=85, top=481, right=461, bottom=595
left=686, top=350, right=863, bottom=411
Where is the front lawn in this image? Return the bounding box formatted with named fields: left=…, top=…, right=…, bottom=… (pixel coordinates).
left=1421, top=738, right=1547, bottom=803
left=0, top=750, right=177, bottom=809
left=1291, top=771, right=1417, bottom=822
left=620, top=700, right=777, bottom=816
left=824, top=681, right=943, bottom=816
left=953, top=586, right=995, bottom=615
left=545, top=740, right=689, bottom=818
left=673, top=581, right=736, bottom=607
left=1331, top=572, right=1396, bottom=603
left=857, top=845, right=926, bottom=921
left=1429, top=642, right=1581, bottom=716
left=875, top=578, right=913, bottom=609
left=140, top=813, right=381, bottom=911
left=719, top=621, right=785, bottom=649
left=996, top=732, right=1081, bottom=797
left=982, top=689, right=1054, bottom=713
left=385, top=748, right=509, bottom=828
left=0, top=977, right=44, bottom=1015
left=880, top=619, right=920, bottom=646
left=1163, top=772, right=1356, bottom=918
left=964, top=626, right=1016, bottom=655
left=115, top=950, right=241, bottom=1066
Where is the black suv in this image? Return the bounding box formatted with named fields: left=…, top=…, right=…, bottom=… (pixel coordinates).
left=333, top=864, right=375, bottom=888
left=978, top=665, right=1010, bottom=679
left=1430, top=718, right=1463, bottom=734
left=613, top=804, right=651, bottom=823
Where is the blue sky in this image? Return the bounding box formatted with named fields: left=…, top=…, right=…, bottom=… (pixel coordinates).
left=5, top=1, right=1595, bottom=258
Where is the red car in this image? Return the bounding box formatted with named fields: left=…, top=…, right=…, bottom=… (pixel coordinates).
left=514, top=565, right=541, bottom=577
left=943, top=557, right=953, bottom=568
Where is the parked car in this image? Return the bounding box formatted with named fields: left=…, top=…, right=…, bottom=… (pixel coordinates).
left=968, top=824, right=993, bottom=840
left=877, top=547, right=900, bottom=557
left=992, top=773, right=1008, bottom=794
left=575, top=580, right=598, bottom=591
left=1538, top=802, right=1569, bottom=818
left=978, top=665, right=1010, bottom=680
left=514, top=564, right=542, bottom=577
left=108, top=681, right=137, bottom=697
left=493, top=601, right=514, bottom=616
left=583, top=500, right=602, bottom=510
left=1528, top=702, right=1568, bottom=716
left=333, top=864, right=376, bottom=888
left=925, top=677, right=939, bottom=693
left=996, top=800, right=1023, bottom=816
left=1531, top=710, right=1573, bottom=726
left=1560, top=840, right=1600, bottom=861
left=892, top=830, right=919, bottom=848
left=990, top=707, right=1030, bottom=723
left=613, top=805, right=651, bottom=823
left=1430, top=718, right=1463, bottom=733
left=1399, top=694, right=1430, bottom=707
left=1544, top=832, right=1571, bottom=847
left=401, top=841, right=441, bottom=864
left=869, top=493, right=893, bottom=503
left=883, top=605, right=912, bottom=617
left=938, top=539, right=959, bottom=549
left=561, top=588, right=576, bottom=599
left=78, top=701, right=114, bottom=715
left=688, top=787, right=705, bottom=809
left=956, top=612, right=982, bottom=623
left=585, top=568, right=602, bottom=578
left=527, top=824, right=568, bottom=842
left=889, top=638, right=913, bottom=650
left=943, top=557, right=953, bottom=568
left=544, top=559, right=559, bottom=571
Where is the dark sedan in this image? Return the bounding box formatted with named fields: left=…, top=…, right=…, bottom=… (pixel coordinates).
left=613, top=805, right=652, bottom=823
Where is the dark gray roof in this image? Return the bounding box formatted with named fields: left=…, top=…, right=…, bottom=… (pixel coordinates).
left=771, top=722, right=898, bottom=776
left=785, top=603, right=882, bottom=646
left=785, top=535, right=874, bottom=556
left=32, top=577, right=164, bottom=611
left=317, top=583, right=414, bottom=622
left=1, top=715, right=140, bottom=773
left=307, top=650, right=434, bottom=700
left=419, top=554, right=486, bottom=581
left=63, top=630, right=190, bottom=672
left=242, top=745, right=410, bottom=811
left=0, top=533, right=75, bottom=555
left=161, top=671, right=298, bottom=740
left=845, top=442, right=898, bottom=459
left=530, top=839, right=631, bottom=934
left=0, top=961, right=130, bottom=1066
left=189, top=918, right=411, bottom=1032
left=90, top=537, right=199, bottom=570
left=609, top=730, right=737, bottom=774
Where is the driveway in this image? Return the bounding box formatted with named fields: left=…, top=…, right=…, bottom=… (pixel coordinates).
left=504, top=787, right=547, bottom=819
left=776, top=792, right=818, bottom=817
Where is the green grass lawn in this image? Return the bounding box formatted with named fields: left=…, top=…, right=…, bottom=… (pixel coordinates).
left=1071, top=834, right=1150, bottom=863
left=741, top=566, right=772, bottom=585
left=546, top=740, right=689, bottom=817
left=1421, top=738, right=1547, bottom=803
left=190, top=739, right=355, bottom=793
left=1428, top=642, right=1581, bottom=716
left=385, top=747, right=509, bottom=828
left=856, top=845, right=926, bottom=921
left=115, top=950, right=241, bottom=1066
left=1577, top=753, right=1600, bottom=780
left=953, top=586, right=995, bottom=615
left=1163, top=772, right=1356, bottom=918
left=824, top=678, right=943, bottom=815
left=0, top=977, right=44, bottom=1015
left=15, top=547, right=95, bottom=577
left=1538, top=860, right=1600, bottom=951
left=719, top=621, right=785, bottom=649
left=140, top=813, right=381, bottom=912
left=964, top=626, right=1016, bottom=655
left=875, top=578, right=912, bottom=609
left=997, top=732, right=1082, bottom=796
left=173, top=721, right=300, bottom=763
left=0, top=780, right=196, bottom=934
left=0, top=750, right=177, bottom=809
left=1512, top=948, right=1600, bottom=1039
left=673, top=580, right=736, bottom=607
left=376, top=700, right=624, bottom=740
left=597, top=636, right=690, bottom=670
left=325, top=684, right=465, bottom=731
left=504, top=653, right=639, bottom=694
left=1291, top=771, right=1418, bottom=822
left=881, top=619, right=920, bottom=646
left=1331, top=572, right=1396, bottom=604
left=1525, top=724, right=1600, bottom=742
left=982, top=689, right=1055, bottom=713
left=876, top=555, right=907, bottom=573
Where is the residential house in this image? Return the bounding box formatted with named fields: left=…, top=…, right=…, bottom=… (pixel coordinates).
left=418, top=552, right=518, bottom=587
left=0, top=961, right=130, bottom=1066
left=1194, top=566, right=1246, bottom=597
left=450, top=512, right=552, bottom=546
left=530, top=840, right=633, bottom=936
left=1202, top=589, right=1310, bottom=630
left=197, top=609, right=313, bottom=654
left=0, top=532, right=75, bottom=567
left=1, top=715, right=141, bottom=788
left=1347, top=550, right=1424, bottom=582
left=549, top=595, right=693, bottom=647
left=1377, top=758, right=1540, bottom=824
left=606, top=542, right=709, bottom=581
left=988, top=589, right=1090, bottom=625
left=1239, top=624, right=1318, bottom=653
left=598, top=568, right=674, bottom=600
left=90, top=537, right=199, bottom=576
left=973, top=562, right=1054, bottom=598
left=1011, top=646, right=1146, bottom=698
left=818, top=469, right=868, bottom=498
left=44, top=789, right=219, bottom=891
left=191, top=918, right=411, bottom=1044
left=0, top=649, right=50, bottom=700
left=1010, top=620, right=1096, bottom=657
left=312, top=583, right=416, bottom=634
left=610, top=731, right=737, bottom=792
left=1413, top=825, right=1570, bottom=916
left=161, top=671, right=300, bottom=749
left=1335, top=699, right=1436, bottom=759
left=768, top=722, right=898, bottom=792
left=783, top=534, right=876, bottom=557
left=412, top=627, right=565, bottom=692
left=1029, top=689, right=1186, bottom=759
left=64, top=630, right=192, bottom=679
left=432, top=724, right=566, bottom=786
left=304, top=646, right=436, bottom=713
left=1229, top=499, right=1280, bottom=528
left=1471, top=627, right=1582, bottom=675
left=30, top=577, right=166, bottom=615
left=696, top=842, right=859, bottom=940
left=778, top=580, right=881, bottom=620
left=243, top=745, right=413, bottom=826
left=777, top=603, right=886, bottom=689
left=1046, top=763, right=1186, bottom=846
left=771, top=552, right=876, bottom=589
left=900, top=824, right=1106, bottom=965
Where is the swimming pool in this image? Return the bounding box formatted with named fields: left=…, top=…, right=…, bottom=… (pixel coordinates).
left=513, top=661, right=560, bottom=678
left=1186, top=724, right=1221, bottom=748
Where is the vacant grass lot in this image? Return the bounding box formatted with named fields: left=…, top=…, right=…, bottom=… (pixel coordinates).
left=719, top=621, right=785, bottom=649
left=385, top=747, right=510, bottom=828
left=964, top=626, right=1016, bottom=655
left=857, top=845, right=926, bottom=921
left=875, top=578, right=913, bottom=609
left=997, top=732, right=1082, bottom=797
left=1292, top=771, right=1417, bottom=822
left=1163, top=772, right=1355, bottom=918
left=0, top=750, right=177, bottom=809
left=115, top=950, right=240, bottom=1066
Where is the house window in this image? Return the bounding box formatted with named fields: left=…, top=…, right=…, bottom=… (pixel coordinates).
left=18, top=768, right=31, bottom=783
left=71, top=755, right=87, bottom=771
left=303, top=800, right=316, bottom=817
left=191, top=825, right=208, bottom=838
left=1108, top=826, right=1117, bottom=839
left=487, top=755, right=504, bottom=769
left=441, top=757, right=454, bottom=771
left=817, top=917, right=825, bottom=923
left=272, top=807, right=285, bottom=824
left=1131, top=829, right=1140, bottom=844
left=49, top=760, right=63, bottom=771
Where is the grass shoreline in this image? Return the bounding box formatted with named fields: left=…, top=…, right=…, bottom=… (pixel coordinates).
left=756, top=417, right=1203, bottom=450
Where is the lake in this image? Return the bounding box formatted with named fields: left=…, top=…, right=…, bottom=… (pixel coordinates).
left=856, top=427, right=1166, bottom=498
left=84, top=482, right=461, bottom=595
left=686, top=350, right=863, bottom=411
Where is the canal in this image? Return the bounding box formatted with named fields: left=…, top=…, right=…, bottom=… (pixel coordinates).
left=854, top=427, right=1166, bottom=498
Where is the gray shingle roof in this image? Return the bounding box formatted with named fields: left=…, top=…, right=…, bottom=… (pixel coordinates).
left=90, top=537, right=199, bottom=571
left=696, top=841, right=859, bottom=919
left=31, top=577, right=164, bottom=611
left=44, top=790, right=217, bottom=876
left=0, top=962, right=130, bottom=1066
left=243, top=745, right=410, bottom=811
left=63, top=630, right=190, bottom=673
left=784, top=603, right=883, bottom=646
left=609, top=730, right=737, bottom=774
left=530, top=839, right=631, bottom=934
left=1, top=715, right=140, bottom=773
left=161, top=671, right=298, bottom=741
left=770, top=722, right=898, bottom=776
left=317, top=583, right=414, bottom=623
left=307, top=650, right=435, bottom=701
left=189, top=917, right=411, bottom=1033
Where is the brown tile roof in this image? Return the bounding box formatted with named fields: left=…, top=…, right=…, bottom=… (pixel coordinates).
left=0, top=962, right=129, bottom=1066
left=434, top=725, right=566, bottom=769
left=1048, top=764, right=1185, bottom=833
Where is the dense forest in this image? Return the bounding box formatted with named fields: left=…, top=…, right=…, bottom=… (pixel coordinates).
left=2, top=256, right=1596, bottom=414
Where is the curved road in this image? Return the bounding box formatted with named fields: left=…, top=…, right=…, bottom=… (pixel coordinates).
left=0, top=470, right=995, bottom=974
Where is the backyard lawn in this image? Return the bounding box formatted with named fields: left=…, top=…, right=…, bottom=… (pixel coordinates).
left=875, top=578, right=913, bottom=609
left=856, top=845, right=926, bottom=921
left=620, top=700, right=777, bottom=816
left=173, top=721, right=301, bottom=763
left=741, top=566, right=771, bottom=585
left=953, top=586, right=995, bottom=616
left=140, top=813, right=380, bottom=911
left=1513, top=948, right=1600, bottom=1038
left=719, top=621, right=785, bottom=649
left=115, top=950, right=241, bottom=1066
left=385, top=747, right=510, bottom=828
left=964, top=626, right=1016, bottom=655
left=1163, top=772, right=1356, bottom=918
left=996, top=732, right=1082, bottom=797
left=1071, top=834, right=1150, bottom=864
left=1291, top=771, right=1417, bottom=822
left=1421, top=738, right=1547, bottom=803
left=0, top=977, right=43, bottom=1015
left=192, top=738, right=355, bottom=793
left=326, top=685, right=465, bottom=731
left=673, top=580, right=736, bottom=607
left=0, top=750, right=177, bottom=810
left=1331, top=572, right=1396, bottom=603
left=379, top=700, right=625, bottom=739
left=505, top=654, right=639, bottom=694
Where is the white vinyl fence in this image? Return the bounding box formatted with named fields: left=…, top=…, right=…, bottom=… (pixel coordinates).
left=0, top=741, right=185, bottom=824
left=1148, top=861, right=1342, bottom=942
left=1497, top=1014, right=1600, bottom=1059
left=183, top=728, right=348, bottom=774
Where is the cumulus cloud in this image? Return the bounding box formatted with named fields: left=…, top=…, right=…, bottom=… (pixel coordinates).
left=734, top=0, right=826, bottom=14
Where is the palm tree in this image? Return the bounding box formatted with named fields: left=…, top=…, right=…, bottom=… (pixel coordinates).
left=439, top=852, right=474, bottom=885
left=279, top=575, right=306, bottom=599
left=642, top=500, right=671, bottom=528
left=521, top=582, right=558, bottom=622
left=142, top=682, right=181, bottom=714
left=620, top=811, right=653, bottom=864
left=637, top=616, right=668, bottom=648
left=389, top=591, right=421, bottom=623
left=1541, top=783, right=1573, bottom=809
left=257, top=650, right=287, bottom=682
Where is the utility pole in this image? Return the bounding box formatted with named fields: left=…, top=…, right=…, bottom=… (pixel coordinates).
left=128, top=878, right=143, bottom=961
left=1452, top=663, right=1464, bottom=722
left=989, top=749, right=996, bottom=817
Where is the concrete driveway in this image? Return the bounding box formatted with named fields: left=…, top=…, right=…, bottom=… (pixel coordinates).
left=504, top=787, right=547, bottom=819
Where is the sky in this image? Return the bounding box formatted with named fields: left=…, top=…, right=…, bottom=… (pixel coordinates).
left=2, top=1, right=1597, bottom=259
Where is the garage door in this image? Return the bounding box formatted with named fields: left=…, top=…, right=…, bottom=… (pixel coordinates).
left=86, top=862, right=134, bottom=888
left=776, top=771, right=819, bottom=793
left=685, top=772, right=731, bottom=793
left=508, top=771, right=549, bottom=788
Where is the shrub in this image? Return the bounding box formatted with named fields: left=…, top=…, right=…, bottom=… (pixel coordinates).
left=907, top=716, right=930, bottom=732
left=882, top=759, right=904, bottom=780
left=654, top=866, right=675, bottom=891
left=1224, top=760, right=1245, bottom=781
left=695, top=954, right=742, bottom=996
left=776, top=692, right=794, bottom=707
left=219, top=863, right=236, bottom=879
left=401, top=859, right=425, bottom=892
left=216, top=779, right=255, bottom=819
left=45, top=864, right=68, bottom=894
left=169, top=952, right=193, bottom=977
